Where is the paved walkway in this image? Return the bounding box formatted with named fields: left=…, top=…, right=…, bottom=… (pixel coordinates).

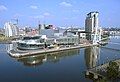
left=9, top=44, right=95, bottom=58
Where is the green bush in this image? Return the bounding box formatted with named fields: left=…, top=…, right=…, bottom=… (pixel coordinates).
left=106, top=61, right=119, bottom=79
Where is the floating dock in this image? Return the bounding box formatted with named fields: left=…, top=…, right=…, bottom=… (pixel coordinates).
left=8, top=44, right=95, bottom=58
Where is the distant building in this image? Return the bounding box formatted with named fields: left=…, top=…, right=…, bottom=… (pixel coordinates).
left=109, top=31, right=120, bottom=36
left=19, top=28, right=26, bottom=36
left=4, top=22, right=18, bottom=37
left=38, top=24, right=56, bottom=36
left=0, top=28, right=5, bottom=35
left=38, top=24, right=45, bottom=31
left=24, top=26, right=32, bottom=34
left=40, top=29, right=55, bottom=37
left=23, top=26, right=39, bottom=36
left=85, top=11, right=101, bottom=44
left=38, top=23, right=57, bottom=37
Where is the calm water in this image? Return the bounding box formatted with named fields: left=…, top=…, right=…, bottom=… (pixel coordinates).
left=0, top=36, right=120, bottom=82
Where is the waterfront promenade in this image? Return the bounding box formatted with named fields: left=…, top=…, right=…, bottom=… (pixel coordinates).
left=9, top=44, right=95, bottom=58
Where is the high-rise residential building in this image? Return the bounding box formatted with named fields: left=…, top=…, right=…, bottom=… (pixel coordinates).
left=85, top=11, right=99, bottom=33
left=4, top=22, right=18, bottom=37
left=85, top=11, right=101, bottom=44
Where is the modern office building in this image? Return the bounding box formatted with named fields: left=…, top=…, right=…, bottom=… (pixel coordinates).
left=85, top=11, right=101, bottom=44
left=38, top=23, right=56, bottom=37
left=17, top=34, right=79, bottom=50
left=40, top=29, right=55, bottom=37
left=4, top=22, right=18, bottom=37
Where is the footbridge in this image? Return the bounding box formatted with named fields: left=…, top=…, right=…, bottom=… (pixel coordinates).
left=101, top=42, right=120, bottom=52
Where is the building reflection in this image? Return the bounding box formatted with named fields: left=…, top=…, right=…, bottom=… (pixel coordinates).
left=16, top=49, right=80, bottom=67
left=84, top=46, right=100, bottom=69
left=6, top=43, right=17, bottom=53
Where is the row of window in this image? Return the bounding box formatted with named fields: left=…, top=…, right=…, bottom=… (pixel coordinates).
left=18, top=43, right=44, bottom=48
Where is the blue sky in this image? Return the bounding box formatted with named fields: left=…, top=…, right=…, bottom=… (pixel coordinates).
left=0, top=0, right=120, bottom=28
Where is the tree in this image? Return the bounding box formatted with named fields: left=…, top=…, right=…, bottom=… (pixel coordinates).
left=106, top=61, right=119, bottom=79
left=98, top=78, right=108, bottom=82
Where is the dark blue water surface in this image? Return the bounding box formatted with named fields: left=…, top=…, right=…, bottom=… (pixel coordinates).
left=0, top=36, right=120, bottom=82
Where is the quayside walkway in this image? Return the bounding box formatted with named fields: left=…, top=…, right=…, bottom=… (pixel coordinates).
left=9, top=44, right=95, bottom=58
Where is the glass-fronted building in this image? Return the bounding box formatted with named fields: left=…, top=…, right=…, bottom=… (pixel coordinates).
left=17, top=35, right=79, bottom=50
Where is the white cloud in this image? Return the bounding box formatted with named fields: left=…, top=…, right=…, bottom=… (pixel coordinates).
left=0, top=5, right=7, bottom=12
left=30, top=5, right=38, bottom=9
left=43, top=12, right=51, bottom=16
left=31, top=15, right=44, bottom=19
left=31, top=12, right=51, bottom=19
left=59, top=2, right=72, bottom=7
left=64, top=16, right=78, bottom=20
left=13, top=13, right=23, bottom=18
left=72, top=9, right=80, bottom=13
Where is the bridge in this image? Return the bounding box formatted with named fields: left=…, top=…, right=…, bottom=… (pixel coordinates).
left=86, top=42, right=120, bottom=79
left=101, top=42, right=120, bottom=52
left=109, top=42, right=120, bottom=45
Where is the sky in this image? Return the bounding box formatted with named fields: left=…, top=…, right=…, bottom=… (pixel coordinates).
left=0, top=0, right=120, bottom=28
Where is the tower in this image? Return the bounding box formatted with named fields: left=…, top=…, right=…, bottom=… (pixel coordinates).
left=85, top=11, right=101, bottom=44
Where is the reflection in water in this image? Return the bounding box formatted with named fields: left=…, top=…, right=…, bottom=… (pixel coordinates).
left=16, top=49, right=80, bottom=67
left=6, top=43, right=80, bottom=67
left=84, top=46, right=100, bottom=69
left=6, top=43, right=17, bottom=52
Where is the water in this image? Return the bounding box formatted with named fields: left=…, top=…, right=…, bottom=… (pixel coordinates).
left=0, top=36, right=120, bottom=82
